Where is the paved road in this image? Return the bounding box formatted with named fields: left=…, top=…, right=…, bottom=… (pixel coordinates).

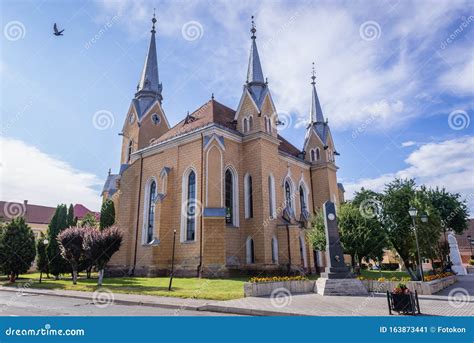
left=0, top=291, right=233, bottom=316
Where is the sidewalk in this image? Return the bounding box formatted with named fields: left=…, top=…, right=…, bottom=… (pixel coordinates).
left=2, top=276, right=473, bottom=316
left=203, top=275, right=474, bottom=316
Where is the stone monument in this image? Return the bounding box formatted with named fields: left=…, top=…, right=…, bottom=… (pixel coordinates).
left=315, top=201, right=368, bottom=296
left=448, top=232, right=467, bottom=275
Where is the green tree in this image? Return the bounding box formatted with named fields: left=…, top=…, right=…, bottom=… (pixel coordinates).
left=307, top=211, right=326, bottom=251
left=36, top=232, right=49, bottom=281
left=0, top=217, right=36, bottom=282
left=79, top=212, right=98, bottom=228
left=99, top=200, right=115, bottom=230
left=380, top=179, right=418, bottom=280
left=426, top=187, right=469, bottom=235
left=58, top=227, right=86, bottom=284
left=67, top=204, right=76, bottom=227
left=46, top=204, right=71, bottom=278
left=337, top=201, right=387, bottom=268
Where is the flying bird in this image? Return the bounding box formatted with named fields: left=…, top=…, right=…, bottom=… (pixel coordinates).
left=53, top=23, right=64, bottom=36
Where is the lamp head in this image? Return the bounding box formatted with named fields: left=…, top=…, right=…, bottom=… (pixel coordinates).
left=408, top=207, right=418, bottom=218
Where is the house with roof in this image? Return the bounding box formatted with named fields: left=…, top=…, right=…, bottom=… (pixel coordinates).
left=103, top=14, right=344, bottom=277
left=0, top=200, right=99, bottom=239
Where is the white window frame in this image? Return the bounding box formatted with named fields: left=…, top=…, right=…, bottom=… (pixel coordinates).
left=244, top=172, right=253, bottom=219
left=180, top=167, right=198, bottom=243
left=271, top=236, right=279, bottom=264
left=142, top=177, right=157, bottom=245
left=224, top=166, right=239, bottom=227
left=268, top=174, right=276, bottom=218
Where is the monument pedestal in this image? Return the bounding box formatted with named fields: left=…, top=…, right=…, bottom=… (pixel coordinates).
left=316, top=278, right=368, bottom=296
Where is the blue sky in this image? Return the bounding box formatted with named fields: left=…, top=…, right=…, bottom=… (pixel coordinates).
left=1, top=0, right=473, bottom=212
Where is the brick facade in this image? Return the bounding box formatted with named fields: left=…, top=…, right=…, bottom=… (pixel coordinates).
left=103, top=17, right=343, bottom=278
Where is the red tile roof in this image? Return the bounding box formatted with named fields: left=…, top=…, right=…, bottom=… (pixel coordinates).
left=0, top=201, right=98, bottom=225
left=153, top=99, right=303, bottom=159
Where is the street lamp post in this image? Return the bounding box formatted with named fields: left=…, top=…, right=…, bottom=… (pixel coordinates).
left=468, top=235, right=473, bottom=258
left=168, top=230, right=177, bottom=291
left=39, top=238, right=49, bottom=284
left=409, top=207, right=424, bottom=282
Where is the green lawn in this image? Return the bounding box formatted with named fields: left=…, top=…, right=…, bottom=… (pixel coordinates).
left=0, top=273, right=248, bottom=301
left=360, top=270, right=410, bottom=280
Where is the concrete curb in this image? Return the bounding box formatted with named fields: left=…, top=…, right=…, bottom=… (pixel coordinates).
left=199, top=304, right=306, bottom=316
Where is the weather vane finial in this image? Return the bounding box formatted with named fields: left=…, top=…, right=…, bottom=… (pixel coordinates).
left=250, top=15, right=256, bottom=39
left=311, top=62, right=316, bottom=85
left=151, top=8, right=157, bottom=33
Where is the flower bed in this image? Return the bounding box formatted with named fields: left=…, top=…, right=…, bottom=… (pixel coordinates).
left=249, top=276, right=308, bottom=283
left=361, top=275, right=457, bottom=295
left=244, top=278, right=315, bottom=297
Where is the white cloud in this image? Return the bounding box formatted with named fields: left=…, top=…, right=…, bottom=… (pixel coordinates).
left=344, top=136, right=474, bottom=214
left=94, top=0, right=471, bottom=132
left=0, top=137, right=102, bottom=211
left=401, top=140, right=417, bottom=147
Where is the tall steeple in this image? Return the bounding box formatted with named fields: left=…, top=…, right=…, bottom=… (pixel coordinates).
left=245, top=16, right=268, bottom=109
left=246, top=16, right=265, bottom=86
left=135, top=9, right=163, bottom=109
left=309, top=62, right=324, bottom=124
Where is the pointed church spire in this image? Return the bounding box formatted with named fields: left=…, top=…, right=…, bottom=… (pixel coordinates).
left=309, top=62, right=324, bottom=124
left=135, top=9, right=163, bottom=104
left=246, top=16, right=265, bottom=86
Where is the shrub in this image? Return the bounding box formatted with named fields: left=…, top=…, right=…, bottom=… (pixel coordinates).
left=381, top=263, right=399, bottom=271
left=57, top=227, right=87, bottom=284
left=377, top=277, right=386, bottom=282
left=0, top=217, right=36, bottom=282
left=83, top=226, right=123, bottom=286
left=469, top=259, right=474, bottom=266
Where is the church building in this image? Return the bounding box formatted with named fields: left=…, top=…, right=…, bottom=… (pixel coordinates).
left=102, top=14, right=344, bottom=277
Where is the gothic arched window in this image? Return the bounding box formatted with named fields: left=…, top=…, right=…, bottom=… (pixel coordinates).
left=245, top=174, right=254, bottom=219
left=299, top=185, right=307, bottom=213
left=316, top=148, right=321, bottom=161
left=127, top=140, right=133, bottom=163
left=185, top=171, right=196, bottom=241
left=271, top=236, right=278, bottom=264
left=248, top=116, right=253, bottom=131
left=285, top=181, right=292, bottom=208
left=246, top=237, right=255, bottom=264
left=225, top=169, right=234, bottom=225
left=146, top=180, right=156, bottom=244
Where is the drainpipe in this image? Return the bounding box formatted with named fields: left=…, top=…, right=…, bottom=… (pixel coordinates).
left=309, top=165, right=319, bottom=274
left=131, top=153, right=144, bottom=276
left=197, top=133, right=204, bottom=277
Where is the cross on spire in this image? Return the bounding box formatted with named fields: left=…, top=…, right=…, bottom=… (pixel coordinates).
left=250, top=15, right=256, bottom=39
left=311, top=62, right=316, bottom=85
left=151, top=8, right=157, bottom=33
